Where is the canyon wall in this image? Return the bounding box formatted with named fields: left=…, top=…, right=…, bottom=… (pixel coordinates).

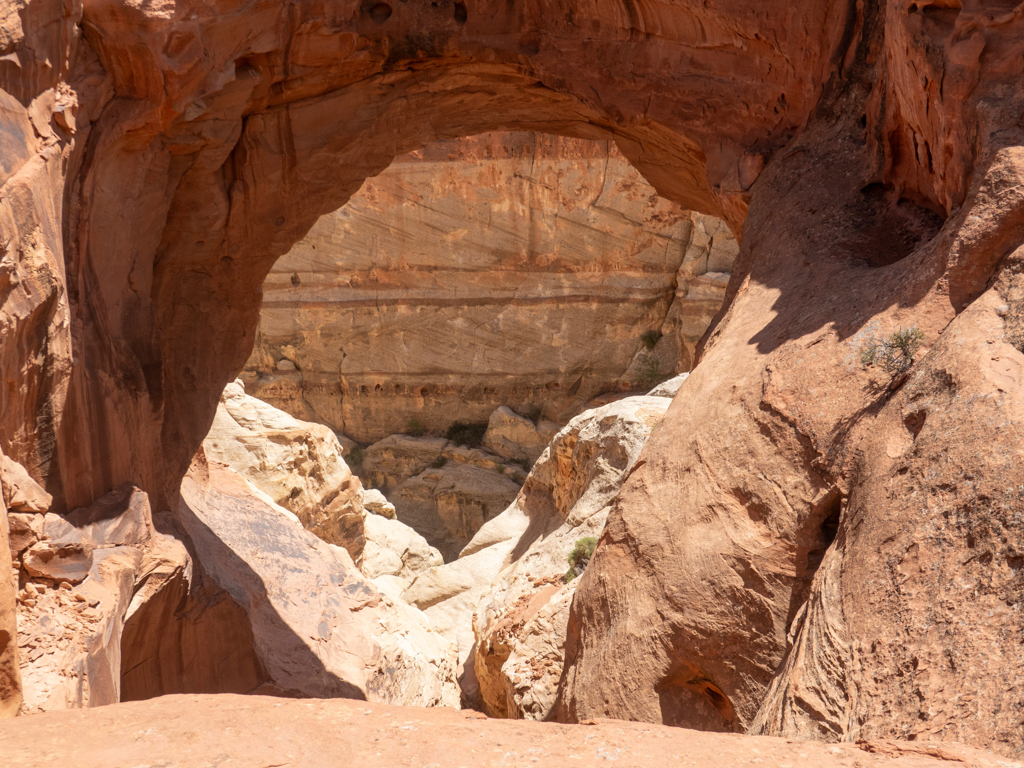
left=243, top=131, right=735, bottom=443
left=0, top=0, right=1022, bottom=760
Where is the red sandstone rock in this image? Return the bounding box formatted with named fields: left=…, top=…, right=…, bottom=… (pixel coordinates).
left=0, top=693, right=1016, bottom=768
left=0, top=482, right=21, bottom=717
left=0, top=0, right=1021, bottom=759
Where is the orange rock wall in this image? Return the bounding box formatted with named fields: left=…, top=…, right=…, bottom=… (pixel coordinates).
left=244, top=131, right=736, bottom=442
left=0, top=0, right=1021, bottom=756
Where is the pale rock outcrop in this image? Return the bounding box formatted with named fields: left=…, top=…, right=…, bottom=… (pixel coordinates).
left=359, top=431, right=527, bottom=560
left=244, top=133, right=735, bottom=443
left=10, top=484, right=191, bottom=713
left=399, top=396, right=669, bottom=713
left=361, top=489, right=396, bottom=519
left=472, top=396, right=672, bottom=719
left=204, top=384, right=444, bottom=590
left=390, top=462, right=522, bottom=563
left=361, top=513, right=443, bottom=584
left=482, top=407, right=560, bottom=465
left=0, top=456, right=53, bottom=514
left=647, top=373, right=689, bottom=399
left=203, top=381, right=365, bottom=558
left=179, top=453, right=459, bottom=708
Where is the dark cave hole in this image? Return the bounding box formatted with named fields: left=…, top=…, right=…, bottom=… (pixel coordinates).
left=805, top=491, right=842, bottom=576
left=369, top=2, right=393, bottom=23
left=454, top=1, right=467, bottom=23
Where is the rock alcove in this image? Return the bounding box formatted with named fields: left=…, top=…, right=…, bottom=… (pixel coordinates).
left=1, top=0, right=1023, bottom=759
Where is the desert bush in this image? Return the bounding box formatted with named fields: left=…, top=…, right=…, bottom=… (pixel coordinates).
left=860, top=327, right=925, bottom=374
left=430, top=456, right=447, bottom=469
left=640, top=329, right=663, bottom=350
left=564, top=536, right=599, bottom=583
left=347, top=446, right=364, bottom=466
left=445, top=420, right=488, bottom=448
left=406, top=419, right=426, bottom=437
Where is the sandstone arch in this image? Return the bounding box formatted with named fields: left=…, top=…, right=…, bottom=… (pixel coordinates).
left=1, top=0, right=1023, bottom=757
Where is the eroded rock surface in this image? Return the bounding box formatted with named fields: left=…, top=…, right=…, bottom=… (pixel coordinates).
left=203, top=381, right=366, bottom=558
left=472, top=396, right=671, bottom=719
left=0, top=693, right=1015, bottom=768
left=244, top=132, right=735, bottom=442
left=179, top=453, right=459, bottom=707
left=0, top=0, right=1022, bottom=758
left=358, top=432, right=527, bottom=561
left=400, top=396, right=670, bottom=713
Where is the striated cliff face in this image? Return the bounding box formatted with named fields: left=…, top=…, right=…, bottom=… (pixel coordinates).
left=243, top=132, right=736, bottom=443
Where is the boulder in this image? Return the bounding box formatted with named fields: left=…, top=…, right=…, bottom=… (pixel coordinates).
left=361, top=489, right=396, bottom=519
left=178, top=453, right=459, bottom=707
left=390, top=462, right=522, bottom=562
left=482, top=407, right=559, bottom=465
left=0, top=455, right=51, bottom=513
left=646, top=373, right=689, bottom=399
left=21, top=542, right=92, bottom=584
left=361, top=514, right=443, bottom=584
left=203, top=380, right=366, bottom=557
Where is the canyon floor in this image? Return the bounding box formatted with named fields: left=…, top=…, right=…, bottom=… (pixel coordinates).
left=0, top=694, right=1016, bottom=768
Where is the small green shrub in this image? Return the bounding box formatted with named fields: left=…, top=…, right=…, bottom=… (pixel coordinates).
left=525, top=405, right=543, bottom=424
left=640, top=329, right=663, bottom=350
left=496, top=464, right=506, bottom=474
left=445, top=421, right=488, bottom=448
left=564, top=536, right=599, bottom=583
left=347, top=446, right=364, bottom=466
left=430, top=456, right=447, bottom=469
left=635, top=353, right=662, bottom=390
left=860, top=327, right=925, bottom=375
left=406, top=419, right=426, bottom=437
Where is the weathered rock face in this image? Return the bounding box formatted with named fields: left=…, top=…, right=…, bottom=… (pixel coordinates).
left=9, top=483, right=194, bottom=713
left=358, top=433, right=526, bottom=561
left=0, top=470, right=21, bottom=717
left=243, top=132, right=735, bottom=442
left=399, top=395, right=669, bottom=713
left=558, top=47, right=1024, bottom=766
left=178, top=453, right=459, bottom=707
left=471, top=396, right=671, bottom=719
left=1, top=0, right=1023, bottom=758
left=202, top=381, right=366, bottom=559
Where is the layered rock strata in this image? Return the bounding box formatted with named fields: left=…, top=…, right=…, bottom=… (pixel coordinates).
left=243, top=132, right=736, bottom=442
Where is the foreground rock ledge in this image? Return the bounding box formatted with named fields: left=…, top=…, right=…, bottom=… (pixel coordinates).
left=0, top=695, right=1015, bottom=768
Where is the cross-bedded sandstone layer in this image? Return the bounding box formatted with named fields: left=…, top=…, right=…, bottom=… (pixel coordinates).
left=242, top=130, right=735, bottom=442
